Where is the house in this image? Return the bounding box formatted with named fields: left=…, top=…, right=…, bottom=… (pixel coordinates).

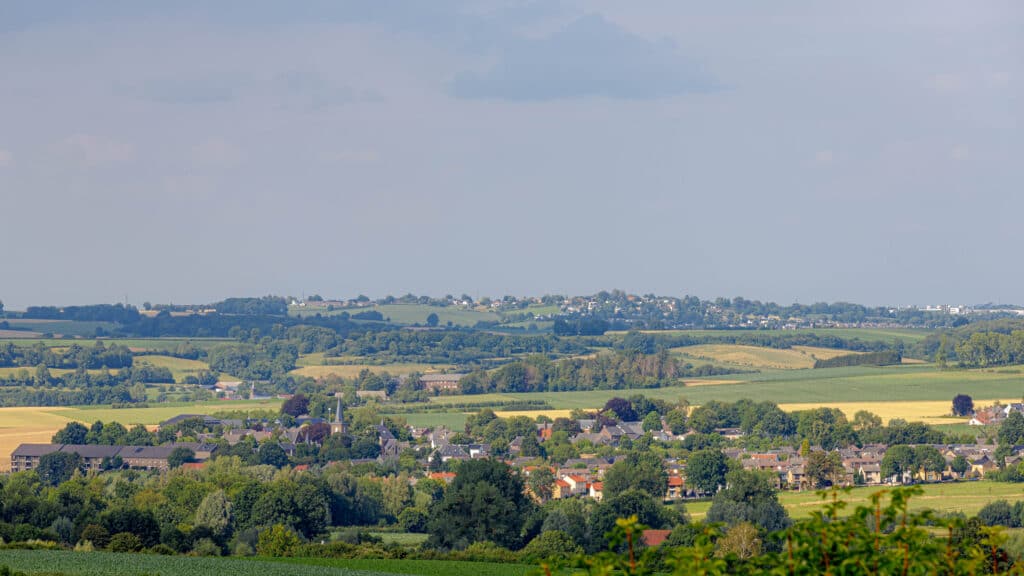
left=419, top=373, right=465, bottom=392
left=589, top=482, right=604, bottom=501
left=119, top=445, right=179, bottom=471
left=858, top=463, right=882, bottom=485
left=60, top=445, right=122, bottom=471
left=553, top=479, right=573, bottom=499
left=665, top=476, right=685, bottom=500
left=432, top=443, right=469, bottom=463
left=10, top=444, right=61, bottom=473
left=428, top=472, right=456, bottom=484
left=562, top=474, right=589, bottom=496
left=356, top=390, right=389, bottom=401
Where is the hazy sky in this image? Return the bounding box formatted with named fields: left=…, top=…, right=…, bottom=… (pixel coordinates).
left=1, top=2, right=1021, bottom=309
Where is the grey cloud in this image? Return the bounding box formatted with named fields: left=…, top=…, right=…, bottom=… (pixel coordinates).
left=452, top=14, right=717, bottom=100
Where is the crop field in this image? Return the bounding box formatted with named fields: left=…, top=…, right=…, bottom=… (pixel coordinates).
left=292, top=363, right=453, bottom=379
left=278, top=557, right=532, bottom=576
left=0, top=549, right=411, bottom=576
left=0, top=400, right=280, bottom=471
left=672, top=344, right=860, bottom=370
left=684, top=481, right=1024, bottom=521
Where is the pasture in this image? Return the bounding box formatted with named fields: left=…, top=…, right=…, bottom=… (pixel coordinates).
left=132, top=354, right=215, bottom=380
left=684, top=481, right=1024, bottom=521
left=421, top=364, right=1024, bottom=411
left=611, top=327, right=932, bottom=344
left=672, top=344, right=859, bottom=370
left=290, top=303, right=501, bottom=328
left=292, top=363, right=453, bottom=379
left=0, top=337, right=233, bottom=351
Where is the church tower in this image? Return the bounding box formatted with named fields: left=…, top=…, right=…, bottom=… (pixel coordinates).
left=331, top=395, right=347, bottom=435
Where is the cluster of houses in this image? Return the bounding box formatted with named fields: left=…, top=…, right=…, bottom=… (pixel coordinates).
left=10, top=442, right=217, bottom=473
left=968, top=403, right=1024, bottom=426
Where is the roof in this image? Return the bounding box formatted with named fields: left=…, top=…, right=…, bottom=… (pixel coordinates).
left=667, top=476, right=684, bottom=487
left=61, top=445, right=122, bottom=459
left=120, top=445, right=178, bottom=459
left=641, top=530, right=672, bottom=547
left=419, top=373, right=466, bottom=382
left=11, top=443, right=62, bottom=457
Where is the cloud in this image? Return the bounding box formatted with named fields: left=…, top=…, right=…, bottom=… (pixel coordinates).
left=57, top=134, right=135, bottom=167
left=0, top=149, right=12, bottom=168
left=451, top=14, right=716, bottom=100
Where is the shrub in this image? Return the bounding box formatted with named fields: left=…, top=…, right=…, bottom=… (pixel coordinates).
left=108, top=532, right=143, bottom=553
left=521, top=530, right=582, bottom=562
left=257, top=524, right=301, bottom=557
left=148, top=543, right=175, bottom=555
left=191, top=538, right=222, bottom=556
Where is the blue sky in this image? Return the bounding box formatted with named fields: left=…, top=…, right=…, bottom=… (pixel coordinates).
left=0, top=1, right=1020, bottom=308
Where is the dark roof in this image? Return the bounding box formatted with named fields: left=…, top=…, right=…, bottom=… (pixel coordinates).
left=11, top=443, right=62, bottom=457
left=120, top=446, right=177, bottom=459
left=60, top=445, right=122, bottom=459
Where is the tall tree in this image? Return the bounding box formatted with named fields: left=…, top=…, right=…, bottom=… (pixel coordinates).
left=686, top=449, right=729, bottom=495
left=426, top=459, right=535, bottom=550
left=706, top=470, right=790, bottom=533
left=952, top=394, right=974, bottom=417
left=602, top=451, right=668, bottom=499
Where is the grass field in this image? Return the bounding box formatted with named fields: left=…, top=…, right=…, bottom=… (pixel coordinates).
left=292, top=363, right=454, bottom=379
left=0, top=367, right=118, bottom=378
left=0, top=319, right=117, bottom=337
left=0, top=549, right=409, bottom=576
left=684, top=480, right=1024, bottom=521
left=421, top=365, right=1024, bottom=412
left=0, top=400, right=281, bottom=471
left=291, top=304, right=500, bottom=328
left=385, top=412, right=470, bottom=429
left=673, top=344, right=859, bottom=370
left=132, top=354, right=215, bottom=380
left=0, top=337, right=233, bottom=351
left=610, top=327, right=933, bottom=344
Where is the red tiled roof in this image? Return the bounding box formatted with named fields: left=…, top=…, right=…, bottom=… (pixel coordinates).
left=667, top=476, right=684, bottom=486
left=642, top=530, right=672, bottom=547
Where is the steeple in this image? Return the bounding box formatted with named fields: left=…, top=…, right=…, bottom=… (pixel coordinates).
left=331, top=395, right=347, bottom=435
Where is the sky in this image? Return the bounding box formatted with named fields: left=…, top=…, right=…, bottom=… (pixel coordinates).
left=0, top=1, right=1021, bottom=309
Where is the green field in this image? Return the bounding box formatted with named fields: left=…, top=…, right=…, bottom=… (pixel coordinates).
left=422, top=365, right=1024, bottom=409
left=132, top=354, right=216, bottom=380
left=276, top=557, right=531, bottom=576
left=385, top=412, right=469, bottom=429
left=0, top=319, right=118, bottom=337
left=684, top=480, right=1024, bottom=521
left=0, top=550, right=401, bottom=576
left=292, top=304, right=500, bottom=328
left=612, top=327, right=933, bottom=344
left=0, top=337, right=233, bottom=351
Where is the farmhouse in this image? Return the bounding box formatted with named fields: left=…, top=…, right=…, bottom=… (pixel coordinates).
left=419, top=373, right=465, bottom=392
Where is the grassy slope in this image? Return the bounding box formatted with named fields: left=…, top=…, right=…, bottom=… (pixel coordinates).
left=132, top=355, right=215, bottom=380
left=685, top=480, right=1024, bottom=521
left=291, top=304, right=500, bottom=327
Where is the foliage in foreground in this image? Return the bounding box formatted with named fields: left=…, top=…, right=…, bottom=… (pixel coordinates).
left=537, top=486, right=1024, bottom=575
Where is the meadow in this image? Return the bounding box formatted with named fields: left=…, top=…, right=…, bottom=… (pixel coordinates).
left=672, top=344, right=858, bottom=370
left=291, top=304, right=500, bottom=327
left=611, top=327, right=933, bottom=344
left=291, top=363, right=453, bottom=379
left=0, top=337, right=233, bottom=351
left=684, top=480, right=1024, bottom=521
left=132, top=355, right=216, bottom=381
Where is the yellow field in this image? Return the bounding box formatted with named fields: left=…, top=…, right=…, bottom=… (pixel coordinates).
left=290, top=363, right=453, bottom=379
left=494, top=409, right=574, bottom=420
left=776, top=399, right=1019, bottom=425
left=674, top=344, right=861, bottom=370
left=0, top=401, right=280, bottom=471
